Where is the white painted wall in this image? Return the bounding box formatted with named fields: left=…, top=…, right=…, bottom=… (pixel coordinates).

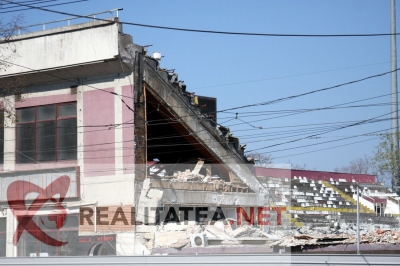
left=385, top=200, right=400, bottom=214
left=79, top=74, right=135, bottom=206
left=0, top=21, right=119, bottom=76
left=5, top=209, right=15, bottom=257
left=352, top=194, right=375, bottom=212
left=3, top=96, right=15, bottom=172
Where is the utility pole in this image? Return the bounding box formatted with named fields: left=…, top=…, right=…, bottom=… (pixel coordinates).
left=356, top=185, right=360, bottom=254
left=391, top=0, right=400, bottom=194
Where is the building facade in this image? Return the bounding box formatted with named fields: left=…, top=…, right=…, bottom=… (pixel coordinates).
left=0, top=19, right=268, bottom=257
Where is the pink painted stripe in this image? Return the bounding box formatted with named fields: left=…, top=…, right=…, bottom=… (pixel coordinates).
left=83, top=88, right=115, bottom=177
left=16, top=94, right=77, bottom=108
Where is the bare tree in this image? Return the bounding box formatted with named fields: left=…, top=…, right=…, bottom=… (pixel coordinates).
left=286, top=160, right=316, bottom=170
left=0, top=12, right=25, bottom=122
left=334, top=154, right=376, bottom=175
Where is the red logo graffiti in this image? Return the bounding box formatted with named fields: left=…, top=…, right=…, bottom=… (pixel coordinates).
left=7, top=175, right=70, bottom=247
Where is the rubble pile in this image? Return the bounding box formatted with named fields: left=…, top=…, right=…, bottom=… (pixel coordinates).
left=148, top=166, right=250, bottom=193
left=171, top=169, right=203, bottom=182
left=230, top=225, right=268, bottom=238
left=170, top=169, right=224, bottom=183
left=137, top=221, right=400, bottom=254
left=270, top=226, right=400, bottom=248
left=360, top=228, right=400, bottom=244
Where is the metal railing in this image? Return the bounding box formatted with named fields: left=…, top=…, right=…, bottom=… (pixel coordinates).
left=17, top=8, right=123, bottom=34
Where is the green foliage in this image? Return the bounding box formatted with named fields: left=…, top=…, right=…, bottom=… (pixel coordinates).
left=373, top=132, right=400, bottom=187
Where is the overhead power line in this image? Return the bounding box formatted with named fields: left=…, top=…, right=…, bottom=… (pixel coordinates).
left=0, top=0, right=88, bottom=14
left=6, top=0, right=400, bottom=38
left=246, top=110, right=397, bottom=153
left=1, top=59, right=396, bottom=150
left=219, top=68, right=400, bottom=113
left=270, top=137, right=380, bottom=161
left=1, top=0, right=54, bottom=5
left=193, top=60, right=400, bottom=90
left=0, top=0, right=57, bottom=10
left=219, top=102, right=392, bottom=121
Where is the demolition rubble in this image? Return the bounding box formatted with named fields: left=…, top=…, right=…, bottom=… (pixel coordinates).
left=148, top=165, right=250, bottom=193
left=270, top=225, right=400, bottom=248
left=135, top=219, right=400, bottom=254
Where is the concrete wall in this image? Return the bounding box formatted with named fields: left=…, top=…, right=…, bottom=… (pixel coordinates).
left=0, top=21, right=119, bottom=77
left=1, top=72, right=135, bottom=206
left=0, top=19, right=139, bottom=257
left=352, top=194, right=375, bottom=212
left=385, top=200, right=400, bottom=215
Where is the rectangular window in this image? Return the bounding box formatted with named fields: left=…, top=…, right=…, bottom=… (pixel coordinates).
left=16, top=103, right=77, bottom=163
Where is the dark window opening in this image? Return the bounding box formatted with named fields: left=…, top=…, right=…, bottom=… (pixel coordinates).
left=16, top=103, right=77, bottom=164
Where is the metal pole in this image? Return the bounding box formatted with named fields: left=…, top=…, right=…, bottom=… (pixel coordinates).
left=357, top=185, right=360, bottom=254
left=391, top=0, right=400, bottom=194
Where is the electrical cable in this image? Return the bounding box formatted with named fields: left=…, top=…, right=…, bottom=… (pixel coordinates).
left=2, top=51, right=397, bottom=134
left=219, top=68, right=400, bottom=113
left=0, top=0, right=88, bottom=14
left=0, top=0, right=57, bottom=10
left=192, top=60, right=400, bottom=90
left=222, top=95, right=397, bottom=128
left=246, top=110, right=396, bottom=153
left=218, top=102, right=393, bottom=120
left=0, top=0, right=55, bottom=5
left=271, top=137, right=380, bottom=161
left=6, top=0, right=400, bottom=38
left=0, top=59, right=147, bottom=124
left=1, top=8, right=398, bottom=165
left=5, top=99, right=397, bottom=153
left=260, top=127, right=391, bottom=155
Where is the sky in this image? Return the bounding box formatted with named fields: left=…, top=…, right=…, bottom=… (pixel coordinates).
left=1, top=0, right=399, bottom=172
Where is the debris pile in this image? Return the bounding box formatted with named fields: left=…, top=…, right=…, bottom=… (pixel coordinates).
left=138, top=220, right=400, bottom=254
left=171, top=170, right=206, bottom=182
left=169, top=169, right=225, bottom=183
left=230, top=225, right=268, bottom=238
left=270, top=227, right=400, bottom=248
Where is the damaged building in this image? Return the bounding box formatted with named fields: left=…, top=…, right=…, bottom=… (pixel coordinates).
left=0, top=16, right=281, bottom=257
left=0, top=15, right=400, bottom=257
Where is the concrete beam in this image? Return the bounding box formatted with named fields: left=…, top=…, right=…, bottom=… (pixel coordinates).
left=161, top=189, right=267, bottom=206
left=142, top=61, right=265, bottom=195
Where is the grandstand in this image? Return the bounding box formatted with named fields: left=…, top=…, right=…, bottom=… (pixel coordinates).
left=254, top=167, right=400, bottom=228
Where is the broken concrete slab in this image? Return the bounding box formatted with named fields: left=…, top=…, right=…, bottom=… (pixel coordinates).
left=213, top=220, right=233, bottom=235
left=154, top=231, right=188, bottom=247
left=205, top=225, right=233, bottom=239
left=231, top=225, right=267, bottom=238
left=169, top=238, right=191, bottom=249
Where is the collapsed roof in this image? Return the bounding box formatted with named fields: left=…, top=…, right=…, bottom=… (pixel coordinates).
left=119, top=26, right=264, bottom=194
